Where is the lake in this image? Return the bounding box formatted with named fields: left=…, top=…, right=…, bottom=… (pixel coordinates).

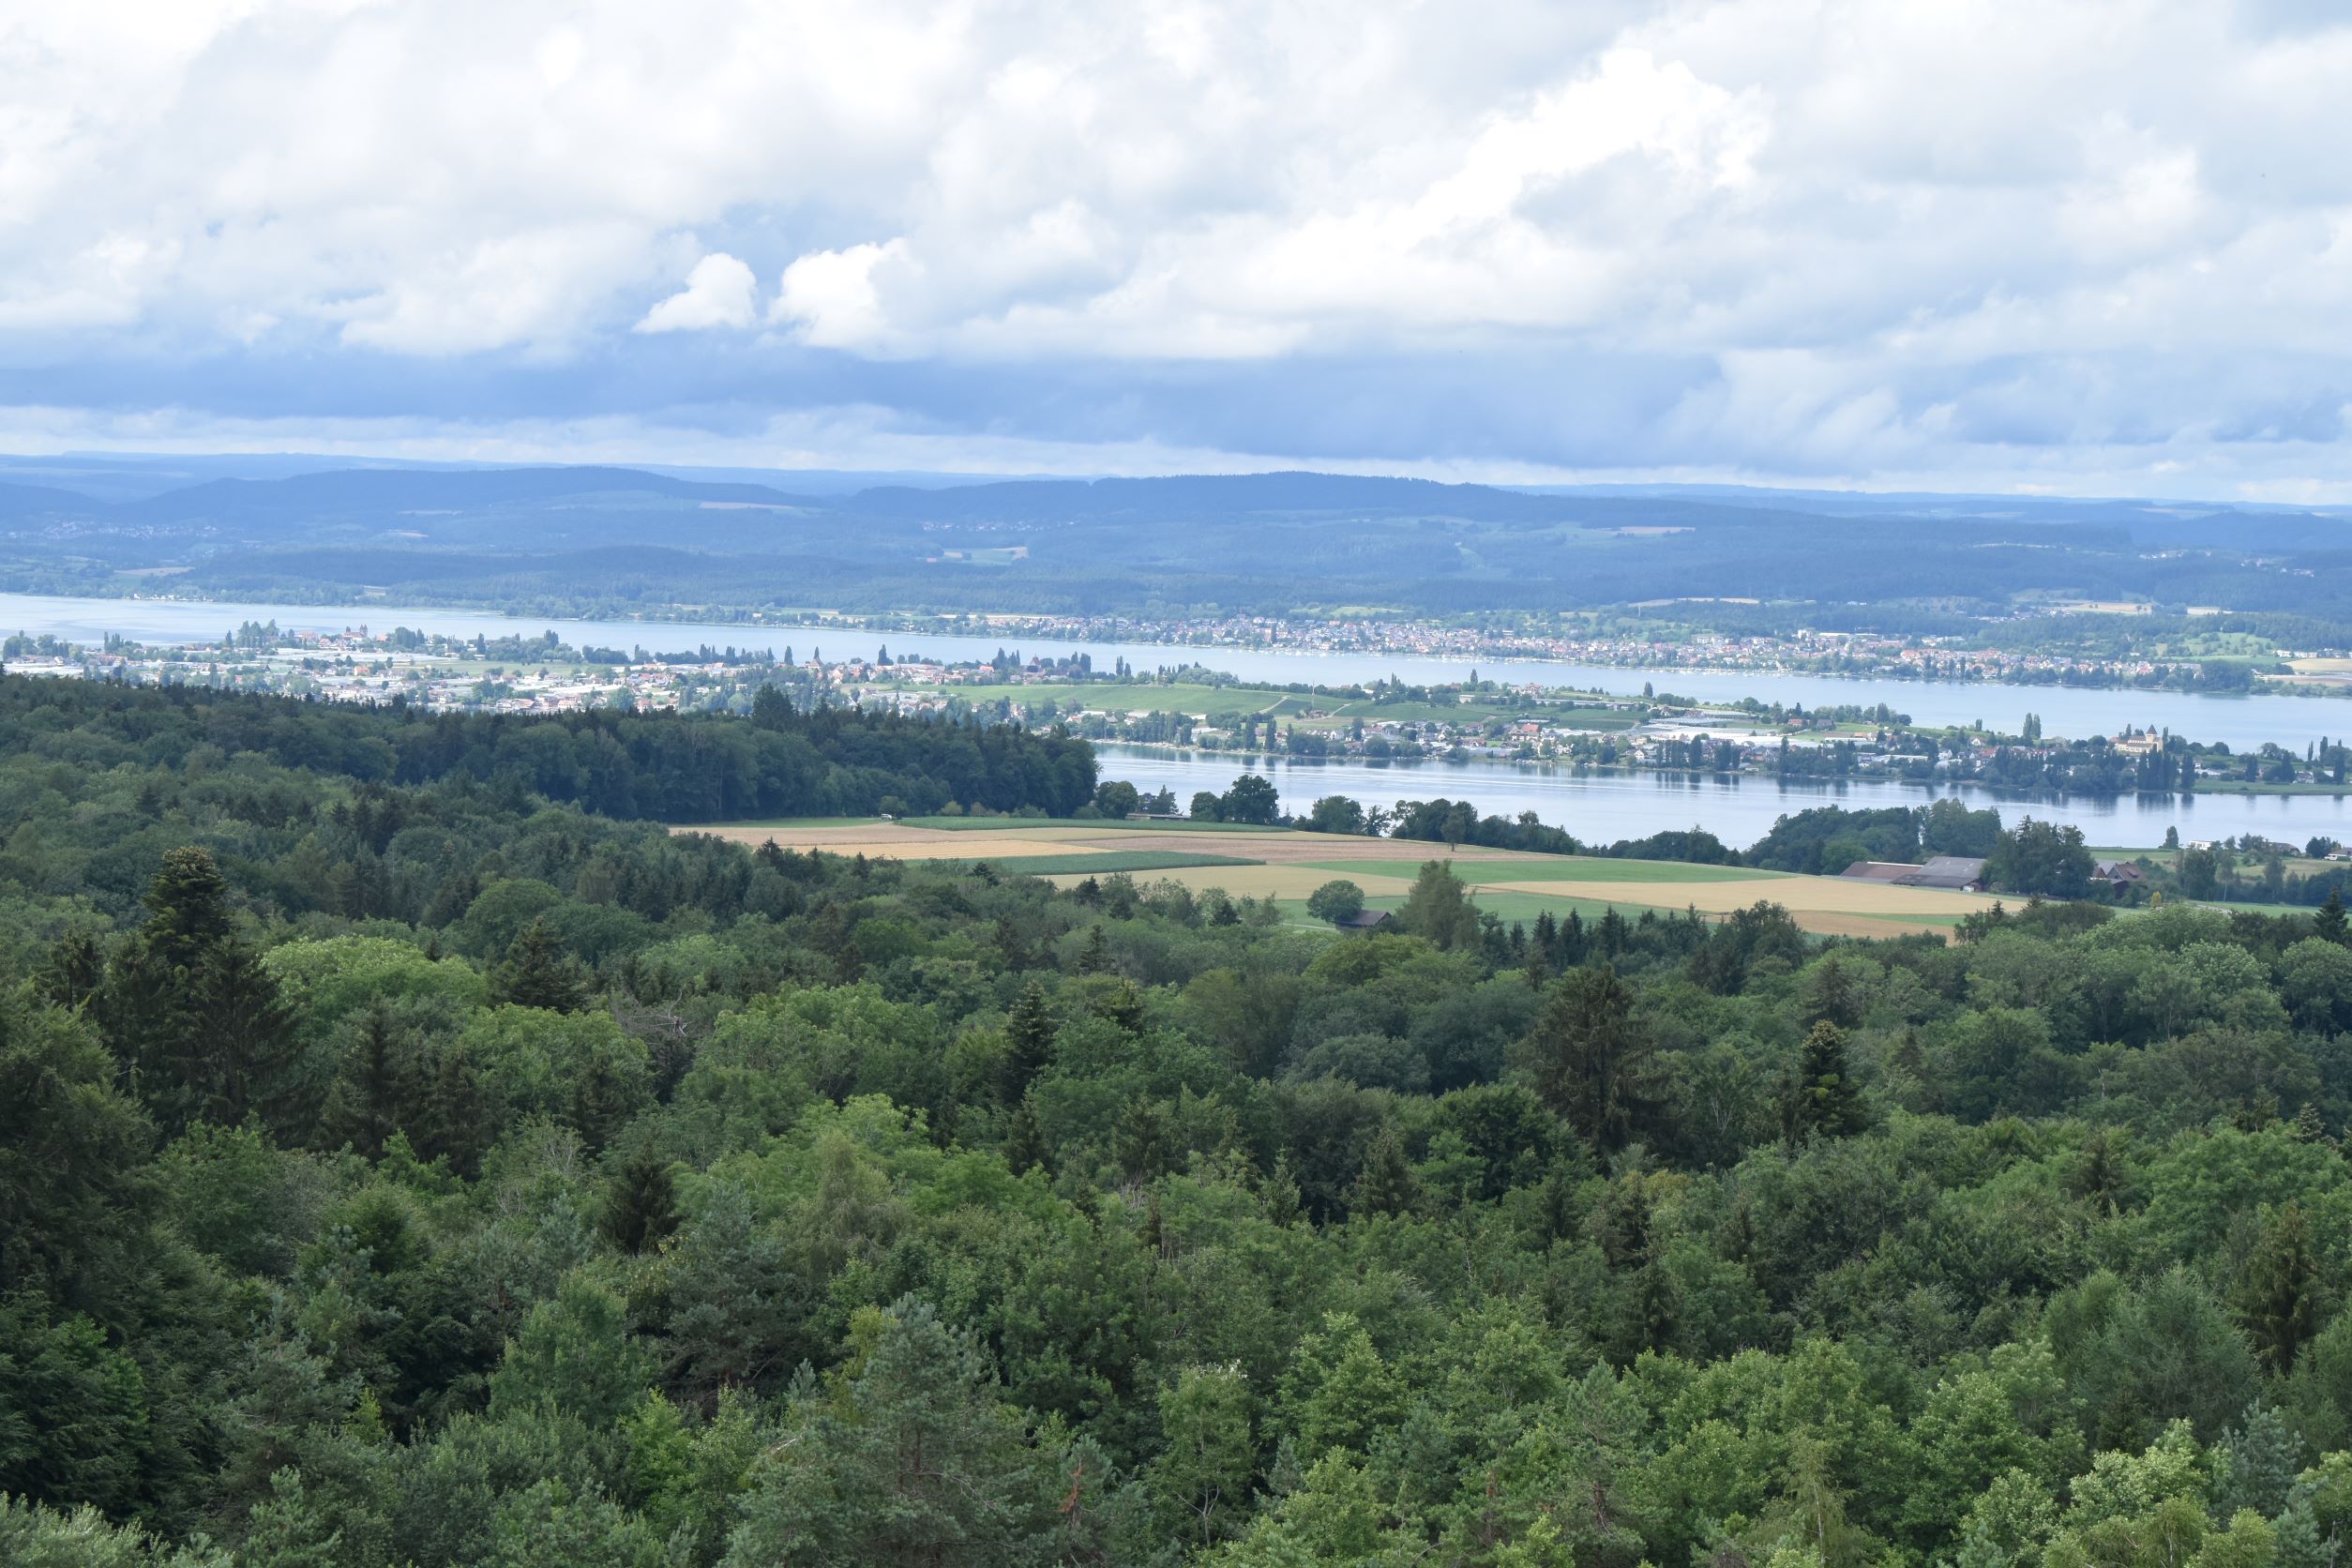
left=0, top=590, right=2342, bottom=751
left=1093, top=744, right=2352, bottom=852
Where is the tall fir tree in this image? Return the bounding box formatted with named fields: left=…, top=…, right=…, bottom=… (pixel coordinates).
left=1784, top=1020, right=1869, bottom=1140
left=2318, top=887, right=2349, bottom=946
left=315, top=999, right=409, bottom=1157
left=104, top=846, right=297, bottom=1134
left=1352, top=1126, right=1420, bottom=1217
left=495, top=918, right=586, bottom=1013
left=1522, top=964, right=1654, bottom=1151
left=1003, top=980, right=1057, bottom=1102
left=2238, top=1200, right=2322, bottom=1373
left=1003, top=1095, right=1049, bottom=1176
left=600, top=1145, right=682, bottom=1255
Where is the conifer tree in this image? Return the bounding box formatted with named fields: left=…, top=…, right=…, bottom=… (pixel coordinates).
left=2238, top=1201, right=2322, bottom=1373
left=316, top=999, right=408, bottom=1157
left=1003, top=980, right=1056, bottom=1101
left=600, top=1146, right=681, bottom=1255
left=196, top=935, right=301, bottom=1133
left=1785, top=1020, right=1869, bottom=1139
left=1353, top=1126, right=1420, bottom=1217
left=1522, top=964, right=1654, bottom=1151
left=415, top=1042, right=490, bottom=1177
left=2318, top=887, right=2348, bottom=946
left=105, top=846, right=298, bottom=1133
left=496, top=918, right=586, bottom=1013
left=1003, top=1095, right=1049, bottom=1176
left=35, top=930, right=104, bottom=1012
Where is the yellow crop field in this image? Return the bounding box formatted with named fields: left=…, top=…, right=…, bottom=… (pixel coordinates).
left=684, top=819, right=1998, bottom=938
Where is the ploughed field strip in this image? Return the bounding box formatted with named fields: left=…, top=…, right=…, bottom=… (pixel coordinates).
left=685, top=819, right=2000, bottom=937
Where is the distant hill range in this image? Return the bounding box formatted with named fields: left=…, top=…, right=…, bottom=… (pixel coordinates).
left=1, top=456, right=2347, bottom=631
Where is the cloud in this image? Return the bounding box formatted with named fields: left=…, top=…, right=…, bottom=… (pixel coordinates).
left=3, top=1, right=2352, bottom=495
left=636, top=252, right=760, bottom=333
left=772, top=241, right=910, bottom=350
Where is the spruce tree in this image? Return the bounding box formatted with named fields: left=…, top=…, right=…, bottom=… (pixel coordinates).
left=1003, top=1095, right=1049, bottom=1175
left=316, top=999, right=408, bottom=1157
left=106, top=846, right=297, bottom=1133
left=2239, top=1201, right=2322, bottom=1373
left=1522, top=964, right=1654, bottom=1151
left=35, top=930, right=105, bottom=1012
left=569, top=1048, right=635, bottom=1153
left=600, top=1146, right=682, bottom=1255
left=1003, top=980, right=1056, bottom=1101
left=496, top=918, right=586, bottom=1013
left=415, top=1042, right=490, bottom=1177
left=1353, top=1126, right=1420, bottom=1217
left=2318, top=887, right=2349, bottom=946
left=196, top=935, right=301, bottom=1133
left=1785, top=1020, right=1868, bottom=1140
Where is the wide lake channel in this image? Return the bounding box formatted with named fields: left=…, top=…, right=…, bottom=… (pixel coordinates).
left=10, top=589, right=2352, bottom=850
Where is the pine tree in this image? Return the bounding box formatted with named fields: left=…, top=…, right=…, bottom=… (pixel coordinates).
left=2238, top=1200, right=2322, bottom=1373
left=496, top=918, right=586, bottom=1013
left=1078, top=925, right=1110, bottom=974
left=600, top=1146, right=681, bottom=1255
left=1785, top=1020, right=1868, bottom=1140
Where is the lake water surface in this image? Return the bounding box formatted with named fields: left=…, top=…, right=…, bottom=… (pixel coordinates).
left=1, top=590, right=2341, bottom=750
left=8, top=589, right=2350, bottom=850
left=1093, top=745, right=2352, bottom=852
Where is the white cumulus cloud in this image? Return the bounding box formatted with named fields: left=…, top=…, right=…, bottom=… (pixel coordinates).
left=4, top=0, right=2352, bottom=492
left=635, top=252, right=760, bottom=333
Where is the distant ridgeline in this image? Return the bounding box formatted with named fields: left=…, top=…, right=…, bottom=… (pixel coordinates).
left=0, top=674, right=1097, bottom=822
left=8, top=463, right=2352, bottom=626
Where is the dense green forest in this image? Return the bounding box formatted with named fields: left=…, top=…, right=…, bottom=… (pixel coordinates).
left=15, top=675, right=2352, bottom=1565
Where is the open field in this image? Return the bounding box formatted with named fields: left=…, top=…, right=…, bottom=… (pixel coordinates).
left=685, top=817, right=2006, bottom=938
left=950, top=851, right=1256, bottom=875
left=1300, top=855, right=1782, bottom=885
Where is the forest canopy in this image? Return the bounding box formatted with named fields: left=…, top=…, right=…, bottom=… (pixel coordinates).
left=6, top=672, right=2352, bottom=1566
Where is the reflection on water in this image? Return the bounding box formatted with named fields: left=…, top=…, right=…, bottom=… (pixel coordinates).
left=1095, top=745, right=2352, bottom=852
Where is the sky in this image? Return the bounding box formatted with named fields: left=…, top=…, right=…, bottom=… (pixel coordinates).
left=5, top=0, right=2352, bottom=498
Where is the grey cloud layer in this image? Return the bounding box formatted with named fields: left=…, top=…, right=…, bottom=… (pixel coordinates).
left=4, top=0, right=2349, bottom=494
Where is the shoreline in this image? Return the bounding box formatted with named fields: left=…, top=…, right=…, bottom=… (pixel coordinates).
left=8, top=584, right=2344, bottom=702
left=1089, top=742, right=2352, bottom=805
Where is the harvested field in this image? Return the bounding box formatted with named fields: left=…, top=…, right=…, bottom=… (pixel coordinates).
left=686, top=818, right=1995, bottom=938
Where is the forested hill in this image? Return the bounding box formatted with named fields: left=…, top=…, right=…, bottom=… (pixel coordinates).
left=0, top=674, right=1096, bottom=827
left=8, top=460, right=2352, bottom=623
left=16, top=667, right=2352, bottom=1563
